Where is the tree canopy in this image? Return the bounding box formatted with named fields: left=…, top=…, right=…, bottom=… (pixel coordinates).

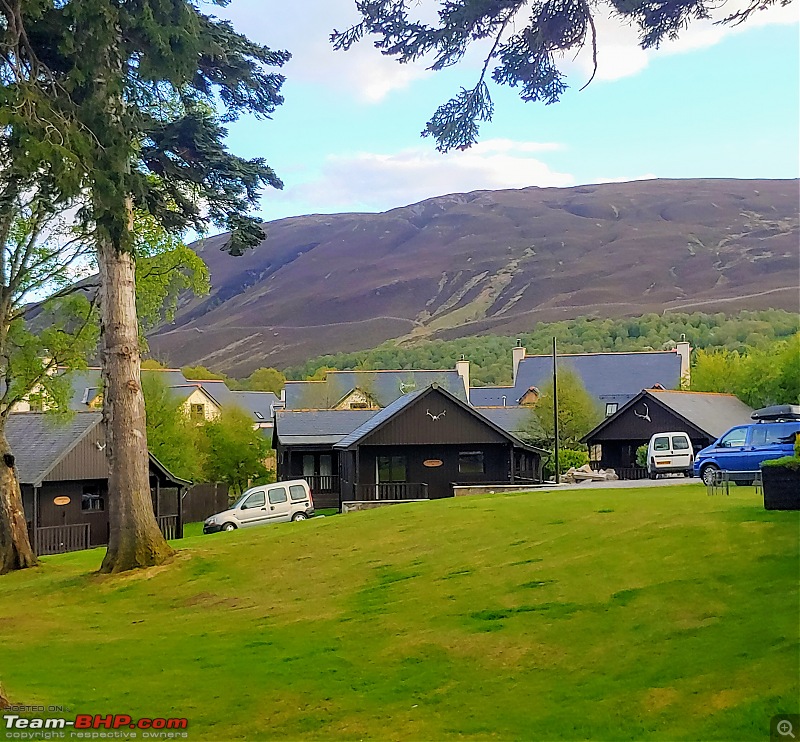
left=332, top=0, right=791, bottom=151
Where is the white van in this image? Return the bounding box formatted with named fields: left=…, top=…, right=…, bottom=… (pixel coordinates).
left=647, top=432, right=694, bottom=478
left=203, top=479, right=314, bottom=533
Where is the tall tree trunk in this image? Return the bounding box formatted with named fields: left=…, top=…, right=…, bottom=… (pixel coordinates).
left=0, top=424, right=37, bottom=574
left=98, top=237, right=172, bottom=573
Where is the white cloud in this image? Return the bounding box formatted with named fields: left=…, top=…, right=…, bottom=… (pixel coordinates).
left=212, top=0, right=430, bottom=102
left=568, top=2, right=797, bottom=84
left=267, top=139, right=574, bottom=216
left=215, top=0, right=796, bottom=103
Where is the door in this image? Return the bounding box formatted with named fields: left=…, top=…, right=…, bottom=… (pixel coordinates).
left=713, top=426, right=749, bottom=471
left=266, top=485, right=292, bottom=522
left=669, top=434, right=692, bottom=470
left=236, top=490, right=269, bottom=527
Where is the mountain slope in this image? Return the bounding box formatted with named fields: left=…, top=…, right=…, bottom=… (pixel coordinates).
left=147, top=178, right=799, bottom=374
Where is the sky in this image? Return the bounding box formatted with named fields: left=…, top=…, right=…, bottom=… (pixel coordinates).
left=208, top=0, right=799, bottom=222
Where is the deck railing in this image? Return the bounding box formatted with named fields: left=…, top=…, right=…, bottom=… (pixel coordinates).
left=157, top=515, right=180, bottom=540
left=34, top=524, right=90, bottom=556
left=355, top=483, right=429, bottom=501
left=305, top=474, right=340, bottom=494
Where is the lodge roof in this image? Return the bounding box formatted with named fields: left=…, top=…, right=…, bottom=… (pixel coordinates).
left=470, top=350, right=683, bottom=407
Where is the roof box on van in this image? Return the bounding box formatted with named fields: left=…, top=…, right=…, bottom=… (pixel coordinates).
left=751, top=405, right=800, bottom=422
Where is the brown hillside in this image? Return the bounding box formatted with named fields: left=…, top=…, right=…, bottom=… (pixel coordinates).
left=147, top=178, right=799, bottom=374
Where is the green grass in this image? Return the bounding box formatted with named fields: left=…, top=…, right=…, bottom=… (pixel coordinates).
left=1, top=484, right=797, bottom=741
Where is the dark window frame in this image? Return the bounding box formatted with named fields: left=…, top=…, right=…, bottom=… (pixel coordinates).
left=459, top=451, right=485, bottom=475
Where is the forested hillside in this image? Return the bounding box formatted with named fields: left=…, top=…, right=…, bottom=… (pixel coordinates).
left=285, top=310, right=800, bottom=386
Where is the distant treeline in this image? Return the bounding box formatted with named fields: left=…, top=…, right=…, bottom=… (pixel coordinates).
left=284, top=310, right=800, bottom=386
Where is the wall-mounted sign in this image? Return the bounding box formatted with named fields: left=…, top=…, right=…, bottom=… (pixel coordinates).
left=53, top=496, right=71, bottom=506
left=423, top=459, right=443, bottom=468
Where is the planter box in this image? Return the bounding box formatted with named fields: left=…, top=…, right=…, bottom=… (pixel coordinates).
left=761, top=465, right=800, bottom=511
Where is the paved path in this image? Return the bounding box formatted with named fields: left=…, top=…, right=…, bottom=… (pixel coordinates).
left=532, top=476, right=697, bottom=493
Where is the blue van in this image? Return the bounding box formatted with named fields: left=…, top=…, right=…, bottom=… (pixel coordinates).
left=694, top=405, right=800, bottom=485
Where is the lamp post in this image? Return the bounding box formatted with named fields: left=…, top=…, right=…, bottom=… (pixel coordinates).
left=553, top=336, right=560, bottom=484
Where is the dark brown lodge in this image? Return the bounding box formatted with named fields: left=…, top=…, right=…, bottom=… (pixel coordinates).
left=8, top=412, right=190, bottom=555
left=274, top=384, right=546, bottom=506
left=581, top=389, right=754, bottom=473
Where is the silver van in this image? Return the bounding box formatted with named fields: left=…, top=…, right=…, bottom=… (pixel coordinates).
left=647, top=431, right=694, bottom=478
left=203, top=480, right=314, bottom=533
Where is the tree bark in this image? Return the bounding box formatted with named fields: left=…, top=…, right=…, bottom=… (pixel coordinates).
left=0, top=424, right=37, bottom=574
left=98, top=237, right=172, bottom=573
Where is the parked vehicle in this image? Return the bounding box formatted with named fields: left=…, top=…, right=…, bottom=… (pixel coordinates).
left=647, top=431, right=694, bottom=478
left=203, top=479, right=314, bottom=533
left=693, top=406, right=800, bottom=485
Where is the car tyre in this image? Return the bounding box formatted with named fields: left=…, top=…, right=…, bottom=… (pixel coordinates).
left=291, top=512, right=307, bottom=522
left=701, top=464, right=720, bottom=486
left=222, top=522, right=236, bottom=532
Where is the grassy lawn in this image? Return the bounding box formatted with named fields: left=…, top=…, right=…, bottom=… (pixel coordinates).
left=1, top=484, right=797, bottom=741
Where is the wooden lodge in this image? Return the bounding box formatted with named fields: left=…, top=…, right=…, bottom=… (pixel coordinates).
left=8, top=412, right=190, bottom=555
left=581, top=389, right=753, bottom=477
left=275, top=384, right=546, bottom=507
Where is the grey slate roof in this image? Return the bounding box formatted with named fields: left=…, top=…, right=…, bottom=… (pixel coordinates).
left=64, top=368, right=277, bottom=425
left=230, top=391, right=280, bottom=422
left=476, top=407, right=540, bottom=436
left=470, top=386, right=516, bottom=406
left=6, top=412, right=102, bottom=485
left=647, top=390, right=754, bottom=438
left=285, top=369, right=467, bottom=409
left=471, top=351, right=683, bottom=407
left=517, top=351, right=682, bottom=405
left=274, top=409, right=378, bottom=446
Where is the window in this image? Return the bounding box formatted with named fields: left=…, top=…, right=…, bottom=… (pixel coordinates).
left=653, top=436, right=670, bottom=452
left=81, top=486, right=104, bottom=511
left=589, top=444, right=602, bottom=462
left=718, top=427, right=747, bottom=448
left=268, top=487, right=288, bottom=504
left=289, top=485, right=308, bottom=502
left=459, top=451, right=485, bottom=474
left=241, top=491, right=265, bottom=509
left=671, top=436, right=690, bottom=450
left=378, top=455, right=407, bottom=483
left=605, top=403, right=618, bottom=416
left=190, top=403, right=205, bottom=420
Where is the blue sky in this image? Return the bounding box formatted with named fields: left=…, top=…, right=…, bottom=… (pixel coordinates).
left=211, top=1, right=799, bottom=221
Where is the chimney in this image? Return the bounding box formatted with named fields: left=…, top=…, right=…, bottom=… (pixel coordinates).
left=676, top=336, right=691, bottom=389
left=512, top=340, right=526, bottom=385
left=455, top=355, right=470, bottom=402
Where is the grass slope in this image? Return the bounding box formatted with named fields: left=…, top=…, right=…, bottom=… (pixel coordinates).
left=1, top=485, right=797, bottom=741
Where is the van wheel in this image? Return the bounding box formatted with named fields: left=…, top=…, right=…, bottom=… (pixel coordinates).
left=222, top=522, right=236, bottom=532
left=291, top=512, right=307, bottom=522
left=701, top=464, right=720, bottom=486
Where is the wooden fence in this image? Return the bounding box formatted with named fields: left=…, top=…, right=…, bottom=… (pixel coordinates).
left=157, top=515, right=180, bottom=540
left=355, top=483, right=429, bottom=501
left=34, top=524, right=90, bottom=556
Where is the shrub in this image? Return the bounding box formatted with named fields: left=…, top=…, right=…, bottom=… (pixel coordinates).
left=636, top=444, right=648, bottom=468
left=544, top=449, right=590, bottom=478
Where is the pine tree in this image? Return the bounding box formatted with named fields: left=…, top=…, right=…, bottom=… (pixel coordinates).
left=332, top=0, right=789, bottom=151
left=0, top=1, right=288, bottom=572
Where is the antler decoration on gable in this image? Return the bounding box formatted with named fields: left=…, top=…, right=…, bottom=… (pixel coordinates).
left=633, top=403, right=651, bottom=423
left=426, top=409, right=446, bottom=421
